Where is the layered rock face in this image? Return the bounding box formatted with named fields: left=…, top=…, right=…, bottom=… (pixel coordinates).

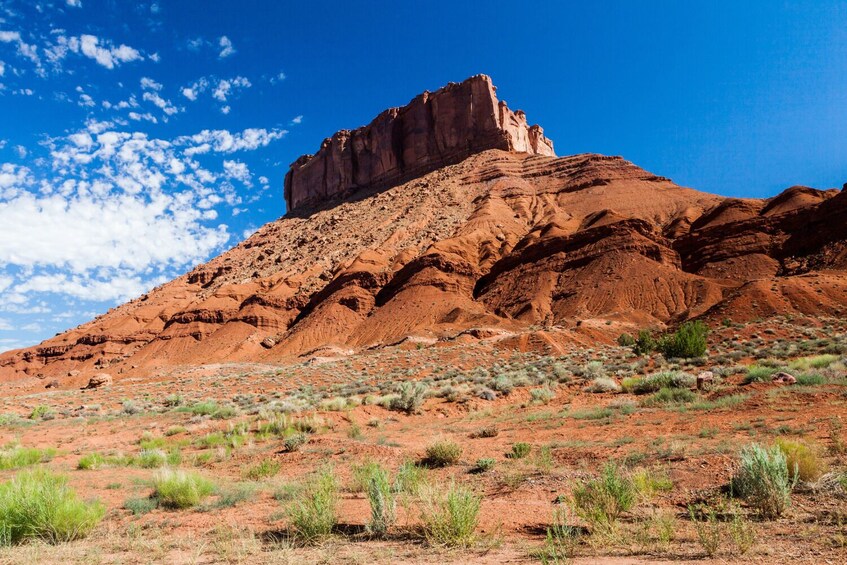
left=3, top=75, right=847, bottom=385
left=283, top=74, right=555, bottom=211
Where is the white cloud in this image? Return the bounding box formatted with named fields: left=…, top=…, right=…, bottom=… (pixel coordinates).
left=181, top=86, right=197, bottom=101
left=212, top=76, right=251, bottom=102
left=292, top=115, right=303, bottom=124
left=140, top=77, right=162, bottom=91
left=13, top=145, right=26, bottom=159
left=270, top=71, right=286, bottom=84
left=66, top=0, right=82, bottom=7
left=176, top=127, right=287, bottom=154
left=0, top=61, right=4, bottom=77
left=218, top=35, right=235, bottom=58
left=142, top=90, right=179, bottom=116
left=79, top=34, right=142, bottom=69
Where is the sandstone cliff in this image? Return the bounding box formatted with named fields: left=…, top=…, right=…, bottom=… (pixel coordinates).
left=283, top=74, right=555, bottom=211
left=2, top=75, right=847, bottom=386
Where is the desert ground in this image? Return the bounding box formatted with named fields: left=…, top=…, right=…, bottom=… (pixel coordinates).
left=1, top=316, right=846, bottom=564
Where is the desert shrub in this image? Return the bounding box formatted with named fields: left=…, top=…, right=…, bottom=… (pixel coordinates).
left=389, top=381, right=428, bottom=414
left=633, top=330, right=657, bottom=355
left=657, top=321, right=708, bottom=359
left=287, top=468, right=338, bottom=544
left=530, top=387, right=556, bottom=404
left=212, top=483, right=257, bottom=509
left=243, top=459, right=281, bottom=481
left=0, top=445, right=56, bottom=470
left=137, top=449, right=168, bottom=469
left=631, top=468, right=673, bottom=499
left=570, top=462, right=635, bottom=529
left=509, top=442, right=531, bottom=459
left=617, top=333, right=636, bottom=347
left=29, top=405, right=54, bottom=420
left=796, top=373, right=825, bottom=385
left=350, top=460, right=382, bottom=493
left=584, top=377, right=621, bottom=393
left=0, top=468, right=105, bottom=545
left=540, top=507, right=579, bottom=563
left=163, top=394, right=184, bottom=407
left=418, top=481, right=481, bottom=547
left=152, top=469, right=215, bottom=509
left=731, top=444, right=795, bottom=519
left=394, top=460, right=428, bottom=494
left=365, top=465, right=396, bottom=536
left=774, top=438, right=827, bottom=482
left=284, top=433, right=308, bottom=452
left=688, top=503, right=721, bottom=557
left=789, top=354, right=839, bottom=371
left=424, top=439, right=462, bottom=467
left=77, top=452, right=106, bottom=470
left=473, top=458, right=495, bottom=473
left=643, top=387, right=697, bottom=406
left=471, top=425, right=498, bottom=438
left=743, top=365, right=779, bottom=384
left=624, top=371, right=695, bottom=394
left=581, top=361, right=606, bottom=379
left=124, top=496, right=157, bottom=516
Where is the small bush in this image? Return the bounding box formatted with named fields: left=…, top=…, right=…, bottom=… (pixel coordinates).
left=570, top=462, right=635, bottom=529
left=287, top=468, right=338, bottom=544
left=394, top=460, right=428, bottom=494
left=0, top=468, right=105, bottom=545
left=389, top=382, right=428, bottom=414
left=631, top=468, right=673, bottom=499
left=124, top=496, right=157, bottom=516
left=530, top=387, right=556, bottom=404
left=284, top=433, right=308, bottom=452
left=731, top=444, right=795, bottom=519
left=643, top=387, right=697, bottom=406
left=29, top=405, right=54, bottom=420
left=365, top=465, right=396, bottom=537
left=540, top=507, right=579, bottom=563
left=617, top=333, right=636, bottom=347
left=657, top=321, right=708, bottom=359
left=624, top=371, right=695, bottom=394
left=137, top=449, right=168, bottom=469
left=633, top=330, right=657, bottom=355
left=509, top=442, right=531, bottom=459
left=584, top=377, right=621, bottom=393
left=424, top=440, right=462, bottom=467
left=688, top=503, right=721, bottom=558
left=743, top=365, right=779, bottom=384
left=473, top=458, right=495, bottom=472
left=419, top=481, right=481, bottom=547
left=796, top=373, right=825, bottom=386
left=774, top=438, right=827, bottom=482
left=152, top=469, right=215, bottom=509
left=243, top=459, right=281, bottom=481
left=77, top=452, right=106, bottom=470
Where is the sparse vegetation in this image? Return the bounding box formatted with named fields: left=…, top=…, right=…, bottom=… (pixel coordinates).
left=286, top=468, right=338, bottom=544
left=570, top=462, right=635, bottom=530
left=424, top=439, right=462, bottom=467
left=731, top=443, right=795, bottom=519
left=151, top=469, right=215, bottom=509
left=418, top=481, right=481, bottom=547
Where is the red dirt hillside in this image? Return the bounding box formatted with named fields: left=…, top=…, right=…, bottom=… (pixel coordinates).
left=2, top=74, right=846, bottom=383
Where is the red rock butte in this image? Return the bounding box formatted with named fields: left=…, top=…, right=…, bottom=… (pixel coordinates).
left=284, top=74, right=554, bottom=211
left=2, top=74, right=847, bottom=385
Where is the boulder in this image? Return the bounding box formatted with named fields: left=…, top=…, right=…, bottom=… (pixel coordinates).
left=696, top=371, right=715, bottom=390
left=83, top=373, right=113, bottom=390
left=771, top=372, right=797, bottom=385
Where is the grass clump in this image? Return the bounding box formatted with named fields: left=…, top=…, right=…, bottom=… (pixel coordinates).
left=151, top=469, right=215, bottom=509
left=731, top=443, right=795, bottom=519
left=570, top=462, right=635, bottom=530
left=631, top=467, right=673, bottom=499
left=243, top=459, right=281, bottom=480
left=0, top=468, right=105, bottom=545
left=424, top=439, right=462, bottom=467
left=287, top=468, right=338, bottom=544
left=284, top=433, right=308, bottom=452
left=623, top=371, right=695, bottom=394
left=418, top=481, right=481, bottom=547
left=473, top=458, right=495, bottom=473
left=508, top=442, right=532, bottom=459
left=28, top=405, right=54, bottom=420
left=394, top=460, right=428, bottom=494
left=124, top=496, right=158, bottom=516
left=584, top=377, right=621, bottom=393
left=642, top=387, right=697, bottom=406
left=365, top=464, right=396, bottom=537
left=76, top=452, right=106, bottom=470
left=0, top=444, right=56, bottom=470
left=743, top=365, right=779, bottom=384
left=389, top=381, right=428, bottom=414
left=774, top=438, right=827, bottom=482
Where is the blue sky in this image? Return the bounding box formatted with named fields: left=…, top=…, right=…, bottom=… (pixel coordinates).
left=1, top=0, right=846, bottom=352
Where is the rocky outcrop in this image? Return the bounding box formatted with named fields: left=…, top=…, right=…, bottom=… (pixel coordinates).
left=283, top=74, right=555, bottom=211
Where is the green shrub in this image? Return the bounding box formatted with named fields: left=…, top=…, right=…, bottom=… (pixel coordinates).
left=617, top=333, right=636, bottom=347
left=419, top=481, right=481, bottom=547
left=688, top=503, right=721, bottom=557
left=0, top=445, right=56, bottom=470
left=366, top=465, right=396, bottom=536
left=243, top=459, right=281, bottom=481
left=394, top=460, right=428, bottom=494
left=633, top=330, right=657, bottom=355
left=631, top=468, right=673, bottom=499
left=657, top=321, right=708, bottom=359
left=623, top=371, right=695, bottom=394
left=540, top=507, right=579, bottom=563
left=77, top=452, right=106, bottom=470
left=124, top=496, right=157, bottom=516
left=424, top=440, right=462, bottom=467
left=570, top=462, right=635, bottom=529
left=473, top=458, right=495, bottom=472
left=389, top=382, right=428, bottom=414
left=137, top=449, right=168, bottom=469
left=643, top=387, right=697, bottom=406
left=789, top=354, right=839, bottom=371
left=584, top=377, right=621, bottom=393
left=509, top=442, right=531, bottom=459
left=743, top=365, right=779, bottom=384
left=284, top=433, right=308, bottom=452
left=152, top=469, right=215, bottom=509
left=29, top=405, right=54, bottom=420
left=774, top=438, right=827, bottom=482
left=287, top=468, right=338, bottom=544
left=731, top=444, right=795, bottom=519
left=212, top=483, right=257, bottom=509
left=530, top=387, right=556, bottom=404
left=796, top=373, right=825, bottom=386
left=0, top=469, right=105, bottom=545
